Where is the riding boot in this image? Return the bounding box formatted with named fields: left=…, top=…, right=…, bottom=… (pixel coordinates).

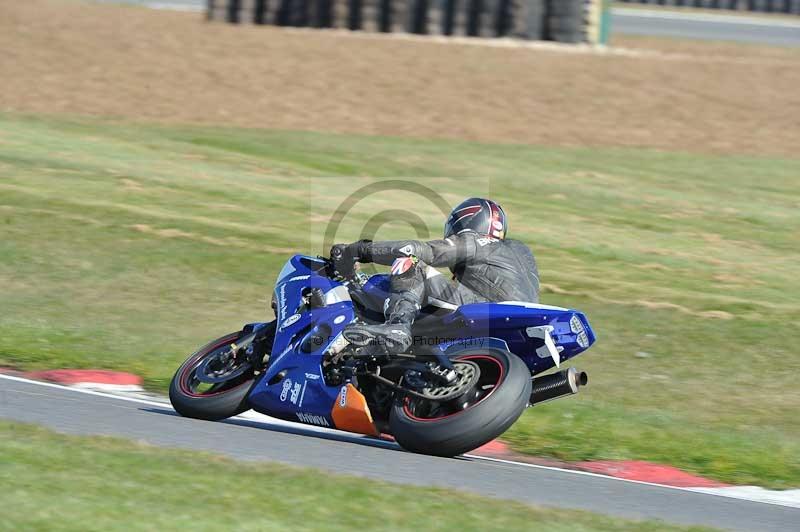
left=342, top=297, right=417, bottom=354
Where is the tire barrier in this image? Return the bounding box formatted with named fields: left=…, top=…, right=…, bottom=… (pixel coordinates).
left=511, top=0, right=546, bottom=39
left=207, top=0, right=612, bottom=43
left=546, top=0, right=584, bottom=43
left=617, top=0, right=800, bottom=15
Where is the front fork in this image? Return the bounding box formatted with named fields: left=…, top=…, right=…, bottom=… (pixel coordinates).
left=241, top=321, right=277, bottom=372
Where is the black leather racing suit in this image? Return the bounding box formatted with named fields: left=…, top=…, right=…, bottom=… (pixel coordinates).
left=360, top=231, right=540, bottom=317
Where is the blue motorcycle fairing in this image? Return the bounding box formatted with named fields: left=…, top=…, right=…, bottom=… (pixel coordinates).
left=246, top=256, right=597, bottom=431
left=247, top=255, right=354, bottom=428
left=442, top=302, right=595, bottom=373
left=360, top=274, right=596, bottom=374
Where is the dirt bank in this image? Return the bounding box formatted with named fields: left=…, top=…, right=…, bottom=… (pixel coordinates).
left=1, top=0, right=798, bottom=156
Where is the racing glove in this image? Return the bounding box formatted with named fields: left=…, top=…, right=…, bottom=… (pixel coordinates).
left=330, top=240, right=372, bottom=279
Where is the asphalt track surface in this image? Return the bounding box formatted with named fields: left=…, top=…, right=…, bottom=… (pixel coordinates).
left=612, top=8, right=800, bottom=47
left=105, top=1, right=800, bottom=47
left=2, top=375, right=798, bottom=531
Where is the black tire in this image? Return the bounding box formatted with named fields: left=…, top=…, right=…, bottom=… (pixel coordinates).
left=547, top=15, right=582, bottom=33
left=389, top=348, right=531, bottom=457
left=546, top=0, right=583, bottom=17
left=169, top=331, right=256, bottom=421
left=513, top=0, right=546, bottom=40
left=546, top=15, right=583, bottom=43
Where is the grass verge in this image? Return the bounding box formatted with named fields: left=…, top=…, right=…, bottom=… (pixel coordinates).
left=0, top=113, right=798, bottom=487
left=0, top=421, right=714, bottom=531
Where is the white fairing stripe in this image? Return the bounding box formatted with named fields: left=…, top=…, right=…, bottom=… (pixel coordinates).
left=325, top=285, right=351, bottom=304
left=498, top=301, right=569, bottom=311
left=427, top=297, right=458, bottom=310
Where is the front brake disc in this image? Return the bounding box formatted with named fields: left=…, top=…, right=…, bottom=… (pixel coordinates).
left=195, top=345, right=252, bottom=384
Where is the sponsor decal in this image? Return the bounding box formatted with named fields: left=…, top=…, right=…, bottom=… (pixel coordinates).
left=280, top=313, right=301, bottom=330
left=493, top=220, right=504, bottom=231
left=296, top=412, right=330, bottom=427
left=333, top=315, right=346, bottom=325
left=277, top=284, right=287, bottom=321
left=298, top=380, right=307, bottom=407
left=289, top=382, right=302, bottom=404
left=339, top=385, right=348, bottom=407
left=280, top=378, right=292, bottom=401
left=476, top=237, right=498, bottom=247
left=288, top=275, right=310, bottom=282
left=304, top=372, right=320, bottom=380
left=527, top=326, right=562, bottom=368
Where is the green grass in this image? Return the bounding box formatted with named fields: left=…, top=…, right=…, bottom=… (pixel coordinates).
left=0, top=421, right=713, bottom=532
left=1, top=113, right=799, bottom=488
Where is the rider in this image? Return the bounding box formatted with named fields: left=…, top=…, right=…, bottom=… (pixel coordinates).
left=330, top=198, right=540, bottom=355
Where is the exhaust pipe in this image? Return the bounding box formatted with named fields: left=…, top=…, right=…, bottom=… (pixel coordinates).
left=529, top=367, right=588, bottom=406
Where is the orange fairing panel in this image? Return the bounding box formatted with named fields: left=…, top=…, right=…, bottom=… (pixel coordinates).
left=331, top=384, right=379, bottom=436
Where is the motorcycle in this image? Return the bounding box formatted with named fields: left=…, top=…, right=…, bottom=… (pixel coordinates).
left=169, top=254, right=596, bottom=457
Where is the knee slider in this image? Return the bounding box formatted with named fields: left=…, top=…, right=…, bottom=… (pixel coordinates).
left=390, top=256, right=419, bottom=277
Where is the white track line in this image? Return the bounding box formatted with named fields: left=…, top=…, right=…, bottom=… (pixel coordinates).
left=690, top=486, right=800, bottom=509
left=0, top=374, right=386, bottom=441
left=1, top=373, right=169, bottom=407
left=463, top=454, right=800, bottom=509
left=144, top=3, right=204, bottom=11
left=2, top=373, right=798, bottom=509
left=69, top=383, right=145, bottom=393
left=96, top=0, right=204, bottom=11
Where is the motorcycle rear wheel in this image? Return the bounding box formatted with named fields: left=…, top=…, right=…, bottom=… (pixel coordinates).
left=389, top=347, right=531, bottom=457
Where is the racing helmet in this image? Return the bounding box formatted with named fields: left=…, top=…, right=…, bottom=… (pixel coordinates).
left=444, top=198, right=507, bottom=240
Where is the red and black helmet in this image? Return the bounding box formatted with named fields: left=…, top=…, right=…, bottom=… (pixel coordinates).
left=444, top=198, right=507, bottom=240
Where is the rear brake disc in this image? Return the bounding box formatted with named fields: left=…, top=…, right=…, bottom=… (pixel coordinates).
left=418, top=361, right=480, bottom=402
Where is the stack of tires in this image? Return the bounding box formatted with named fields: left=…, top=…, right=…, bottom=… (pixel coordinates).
left=511, top=0, right=585, bottom=43
left=511, top=0, right=546, bottom=40
left=216, top=0, right=590, bottom=43
left=545, top=0, right=584, bottom=43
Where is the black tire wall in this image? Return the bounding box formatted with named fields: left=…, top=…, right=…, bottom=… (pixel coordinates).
left=389, top=348, right=532, bottom=457
left=169, top=332, right=256, bottom=421
left=217, top=0, right=595, bottom=40
left=545, top=0, right=584, bottom=43
left=512, top=0, right=546, bottom=40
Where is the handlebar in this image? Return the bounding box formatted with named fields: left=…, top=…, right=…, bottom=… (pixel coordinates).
left=319, top=255, right=365, bottom=287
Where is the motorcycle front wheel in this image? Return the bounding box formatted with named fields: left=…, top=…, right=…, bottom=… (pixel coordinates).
left=389, top=348, right=531, bottom=457
left=169, top=329, right=264, bottom=421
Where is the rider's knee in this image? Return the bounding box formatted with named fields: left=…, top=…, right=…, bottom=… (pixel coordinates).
left=389, top=256, right=420, bottom=277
